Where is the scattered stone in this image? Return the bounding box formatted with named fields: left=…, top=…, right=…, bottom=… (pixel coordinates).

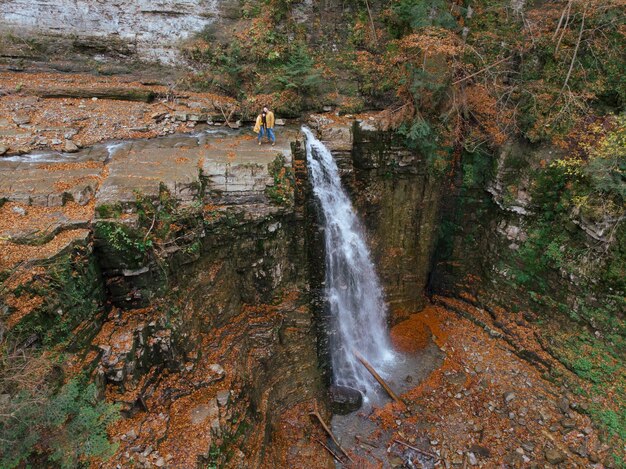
left=12, top=113, right=30, bottom=125
left=188, top=114, right=207, bottom=122
left=582, top=426, right=593, bottom=435
left=544, top=447, right=566, bottom=465
left=521, top=442, right=535, bottom=453
left=275, top=118, right=286, bottom=126
left=329, top=385, right=363, bottom=414
left=173, top=112, right=188, bottom=122
left=208, top=364, right=225, bottom=380
left=51, top=138, right=62, bottom=145
left=0, top=146, right=7, bottom=155
left=467, top=452, right=478, bottom=466
left=561, top=417, right=576, bottom=429
left=468, top=445, right=490, bottom=458
left=504, top=450, right=524, bottom=466
left=451, top=454, right=463, bottom=465
left=155, top=457, right=165, bottom=467
left=151, top=112, right=168, bottom=121
left=64, top=129, right=78, bottom=139
left=569, top=444, right=587, bottom=458
left=323, top=106, right=333, bottom=112
left=125, top=429, right=138, bottom=441
left=11, top=206, right=26, bottom=216
left=503, top=391, right=516, bottom=403
left=216, top=389, right=230, bottom=407
left=557, top=397, right=570, bottom=414
left=190, top=399, right=219, bottom=425
left=142, top=446, right=153, bottom=457
left=538, top=408, right=551, bottom=423
left=64, top=140, right=79, bottom=153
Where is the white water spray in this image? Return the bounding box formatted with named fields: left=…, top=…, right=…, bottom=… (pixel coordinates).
left=303, top=127, right=394, bottom=399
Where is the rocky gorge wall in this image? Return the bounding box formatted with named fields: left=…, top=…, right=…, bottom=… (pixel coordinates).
left=0, top=128, right=333, bottom=467
left=306, top=116, right=442, bottom=325
left=0, top=0, right=236, bottom=63
left=2, top=114, right=623, bottom=466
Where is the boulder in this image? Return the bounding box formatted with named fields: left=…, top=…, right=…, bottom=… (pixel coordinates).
left=329, top=385, right=363, bottom=414
left=544, top=447, right=566, bottom=465
left=64, top=140, right=79, bottom=153
left=190, top=399, right=219, bottom=425
left=12, top=113, right=30, bottom=125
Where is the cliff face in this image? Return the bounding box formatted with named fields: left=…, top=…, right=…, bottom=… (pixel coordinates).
left=2, top=116, right=623, bottom=466
left=307, top=117, right=442, bottom=325
left=0, top=128, right=332, bottom=468
left=0, top=0, right=236, bottom=63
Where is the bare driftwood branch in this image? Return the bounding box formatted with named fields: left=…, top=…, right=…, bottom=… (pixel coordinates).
left=364, top=0, right=378, bottom=46
left=560, top=8, right=587, bottom=95
left=309, top=408, right=354, bottom=463
left=554, top=0, right=574, bottom=55
left=355, top=435, right=379, bottom=448
left=353, top=349, right=404, bottom=406
left=452, top=56, right=512, bottom=85
left=393, top=439, right=439, bottom=460
left=315, top=438, right=342, bottom=463
left=553, top=0, right=573, bottom=40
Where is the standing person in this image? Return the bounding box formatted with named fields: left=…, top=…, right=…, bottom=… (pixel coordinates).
left=253, top=106, right=276, bottom=146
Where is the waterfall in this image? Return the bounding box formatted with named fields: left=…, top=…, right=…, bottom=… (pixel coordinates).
left=303, top=127, right=394, bottom=400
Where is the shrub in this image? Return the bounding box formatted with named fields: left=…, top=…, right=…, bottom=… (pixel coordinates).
left=0, top=342, right=119, bottom=468
left=277, top=43, right=323, bottom=97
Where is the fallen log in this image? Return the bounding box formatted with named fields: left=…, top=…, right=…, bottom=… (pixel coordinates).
left=353, top=349, right=404, bottom=406
left=309, top=409, right=354, bottom=463
left=27, top=87, right=157, bottom=103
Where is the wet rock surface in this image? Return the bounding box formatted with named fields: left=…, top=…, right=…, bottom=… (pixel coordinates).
left=1, top=114, right=620, bottom=468
left=329, top=385, right=363, bottom=415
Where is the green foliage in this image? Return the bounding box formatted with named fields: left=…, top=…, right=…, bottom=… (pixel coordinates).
left=277, top=43, right=322, bottom=96
left=1, top=378, right=119, bottom=468
left=96, top=203, right=122, bottom=219
left=591, top=408, right=626, bottom=441
left=47, top=380, right=120, bottom=467
left=11, top=249, right=104, bottom=347
left=584, top=115, right=626, bottom=201
left=389, top=0, right=457, bottom=36
left=399, top=119, right=436, bottom=153
left=266, top=154, right=294, bottom=206
left=461, top=150, right=494, bottom=188
left=398, top=118, right=451, bottom=174
left=95, top=221, right=152, bottom=262
left=135, top=184, right=179, bottom=239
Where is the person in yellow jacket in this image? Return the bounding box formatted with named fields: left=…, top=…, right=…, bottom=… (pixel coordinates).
left=253, top=106, right=276, bottom=146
